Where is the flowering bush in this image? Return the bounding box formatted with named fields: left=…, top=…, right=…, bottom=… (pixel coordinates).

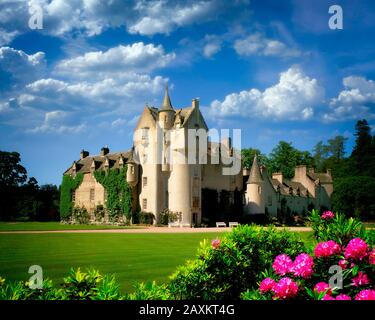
left=253, top=211, right=375, bottom=300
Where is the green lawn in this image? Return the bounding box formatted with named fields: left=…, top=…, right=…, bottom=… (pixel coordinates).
left=0, top=230, right=314, bottom=293
left=0, top=232, right=225, bottom=292
left=0, top=222, right=143, bottom=231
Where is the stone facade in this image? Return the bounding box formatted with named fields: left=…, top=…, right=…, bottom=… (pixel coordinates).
left=63, top=87, right=333, bottom=225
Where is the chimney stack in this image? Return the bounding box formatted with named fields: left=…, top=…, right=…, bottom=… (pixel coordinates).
left=80, top=149, right=89, bottom=159
left=192, top=98, right=199, bottom=109
left=100, top=146, right=109, bottom=156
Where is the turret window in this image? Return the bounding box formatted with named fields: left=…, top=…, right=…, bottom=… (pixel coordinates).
left=90, top=188, right=95, bottom=202
left=143, top=177, right=147, bottom=187
left=258, top=186, right=262, bottom=194
left=142, top=198, right=147, bottom=210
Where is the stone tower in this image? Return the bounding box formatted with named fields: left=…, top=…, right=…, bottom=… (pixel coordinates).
left=245, top=154, right=265, bottom=214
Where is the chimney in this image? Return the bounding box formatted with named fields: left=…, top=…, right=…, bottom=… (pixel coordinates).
left=294, top=165, right=307, bottom=179
left=326, top=168, right=332, bottom=177
left=308, top=167, right=314, bottom=175
left=192, top=98, right=199, bottom=109
left=243, top=168, right=250, bottom=176
left=100, top=146, right=109, bottom=156
left=221, top=137, right=232, bottom=149
left=272, top=172, right=283, bottom=184
left=80, top=149, right=89, bottom=159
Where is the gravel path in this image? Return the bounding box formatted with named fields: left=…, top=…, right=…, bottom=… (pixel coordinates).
left=0, top=226, right=313, bottom=234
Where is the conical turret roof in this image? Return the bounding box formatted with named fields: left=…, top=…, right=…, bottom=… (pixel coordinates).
left=247, top=154, right=263, bottom=184
left=161, top=83, right=173, bottom=110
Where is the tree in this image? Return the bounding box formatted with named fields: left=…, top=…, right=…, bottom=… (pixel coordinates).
left=327, top=135, right=347, bottom=161
left=241, top=148, right=268, bottom=169
left=267, top=141, right=313, bottom=179
left=0, top=151, right=27, bottom=187
left=313, top=141, right=329, bottom=171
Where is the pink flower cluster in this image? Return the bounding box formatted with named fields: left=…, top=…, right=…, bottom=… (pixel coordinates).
left=259, top=278, right=276, bottom=294
left=290, top=253, right=314, bottom=279
left=271, top=277, right=299, bottom=300
left=314, top=240, right=341, bottom=258
left=351, top=272, right=370, bottom=287
left=369, top=248, right=375, bottom=265
left=211, top=239, right=220, bottom=249
left=322, top=293, right=351, bottom=300
left=355, top=289, right=375, bottom=300
left=314, top=282, right=332, bottom=294
left=321, top=211, right=335, bottom=220
left=272, top=254, right=293, bottom=276
left=344, top=238, right=369, bottom=260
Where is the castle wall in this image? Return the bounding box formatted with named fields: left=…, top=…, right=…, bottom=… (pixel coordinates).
left=74, top=173, right=105, bottom=214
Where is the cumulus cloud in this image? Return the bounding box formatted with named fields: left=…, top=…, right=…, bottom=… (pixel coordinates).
left=234, top=33, right=301, bottom=58
left=0, top=0, right=246, bottom=46
left=0, top=46, right=46, bottom=87
left=210, top=66, right=323, bottom=120
left=323, top=76, right=375, bottom=122
left=29, top=110, right=86, bottom=134
left=56, top=43, right=175, bottom=76
left=203, top=35, right=222, bottom=58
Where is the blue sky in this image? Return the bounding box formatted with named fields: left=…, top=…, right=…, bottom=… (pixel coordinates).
left=1, top=0, right=375, bottom=185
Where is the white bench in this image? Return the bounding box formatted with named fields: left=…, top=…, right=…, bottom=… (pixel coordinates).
left=229, top=222, right=239, bottom=228
left=216, top=222, right=227, bottom=228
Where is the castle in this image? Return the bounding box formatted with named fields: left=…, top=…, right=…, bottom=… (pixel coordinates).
left=63, top=87, right=333, bottom=226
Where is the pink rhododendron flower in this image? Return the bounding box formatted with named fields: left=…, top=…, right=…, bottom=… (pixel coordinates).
left=369, top=248, right=375, bottom=265
left=351, top=272, right=370, bottom=287
left=314, top=240, right=341, bottom=258
left=338, top=259, right=348, bottom=270
left=291, top=253, right=314, bottom=279
left=335, top=294, right=351, bottom=300
left=322, top=294, right=335, bottom=300
left=314, top=282, right=332, bottom=294
left=344, top=238, right=369, bottom=260
left=355, top=289, right=375, bottom=300
left=321, top=211, right=334, bottom=220
left=272, top=277, right=299, bottom=300
left=211, top=239, right=220, bottom=249
left=272, top=254, right=293, bottom=276
left=259, top=278, right=276, bottom=294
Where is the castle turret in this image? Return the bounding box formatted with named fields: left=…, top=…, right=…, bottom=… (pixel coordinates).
left=158, top=83, right=175, bottom=130
left=126, top=152, right=138, bottom=187
left=245, top=154, right=265, bottom=214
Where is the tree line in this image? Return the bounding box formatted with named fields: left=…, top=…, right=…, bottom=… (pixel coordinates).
left=241, top=119, right=375, bottom=220
left=0, top=151, right=59, bottom=221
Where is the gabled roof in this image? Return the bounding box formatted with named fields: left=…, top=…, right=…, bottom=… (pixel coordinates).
left=64, top=149, right=132, bottom=175
left=307, top=172, right=333, bottom=184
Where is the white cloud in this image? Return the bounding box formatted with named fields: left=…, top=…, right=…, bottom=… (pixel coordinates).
left=234, top=33, right=301, bottom=58
left=324, top=76, right=375, bottom=122
left=56, top=43, right=175, bottom=76
left=203, top=35, right=222, bottom=58
left=0, top=46, right=46, bottom=86
left=210, top=66, right=324, bottom=120
left=29, top=110, right=86, bottom=134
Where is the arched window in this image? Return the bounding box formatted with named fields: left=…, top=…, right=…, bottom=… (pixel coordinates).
left=258, top=186, right=262, bottom=194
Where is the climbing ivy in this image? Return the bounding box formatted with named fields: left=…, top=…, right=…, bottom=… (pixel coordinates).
left=94, top=167, right=132, bottom=221
left=60, top=173, right=83, bottom=220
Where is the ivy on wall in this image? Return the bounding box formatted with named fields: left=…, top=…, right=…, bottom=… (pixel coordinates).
left=60, top=173, right=83, bottom=220
left=94, top=167, right=132, bottom=221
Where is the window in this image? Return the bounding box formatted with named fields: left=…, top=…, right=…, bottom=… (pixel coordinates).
left=142, top=128, right=148, bottom=142
left=142, top=198, right=147, bottom=210
left=90, top=188, right=95, bottom=202
left=72, top=190, right=76, bottom=203
left=192, top=196, right=200, bottom=208
left=258, top=186, right=262, bottom=194
left=143, top=177, right=148, bottom=187
left=131, top=165, right=135, bottom=174
left=268, top=196, right=272, bottom=206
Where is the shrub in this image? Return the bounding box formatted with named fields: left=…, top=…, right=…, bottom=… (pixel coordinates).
left=167, top=224, right=305, bottom=299
left=72, top=206, right=90, bottom=224
left=309, top=209, right=369, bottom=245
left=125, top=282, right=170, bottom=300
left=255, top=211, right=375, bottom=300
left=93, top=204, right=106, bottom=223
left=139, top=211, right=155, bottom=225
left=158, top=209, right=182, bottom=225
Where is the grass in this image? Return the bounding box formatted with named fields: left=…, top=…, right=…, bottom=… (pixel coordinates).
left=0, top=222, right=143, bottom=231
left=0, top=232, right=225, bottom=292
left=0, top=230, right=313, bottom=292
